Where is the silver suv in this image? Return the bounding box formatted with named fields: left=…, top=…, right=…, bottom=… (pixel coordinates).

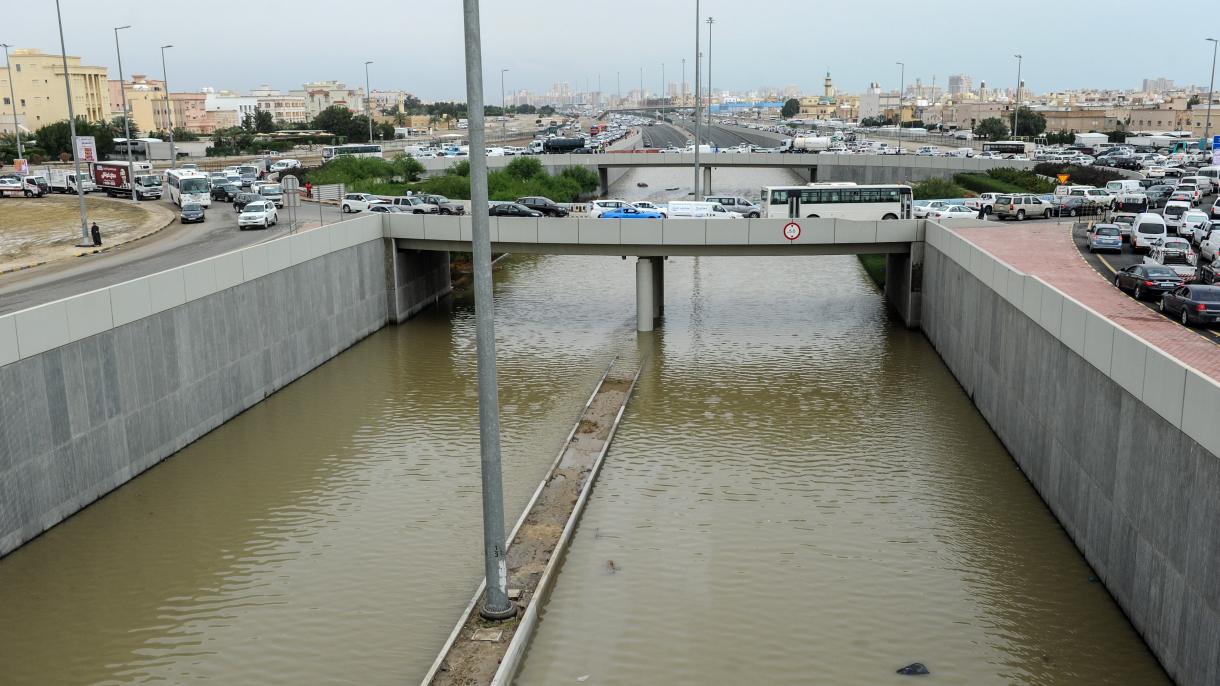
left=705, top=195, right=761, bottom=218
left=993, top=194, right=1054, bottom=221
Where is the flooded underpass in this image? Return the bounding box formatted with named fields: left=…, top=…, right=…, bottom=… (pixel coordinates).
left=0, top=169, right=1170, bottom=685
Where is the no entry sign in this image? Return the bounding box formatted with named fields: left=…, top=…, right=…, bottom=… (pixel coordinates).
left=783, top=222, right=801, bottom=241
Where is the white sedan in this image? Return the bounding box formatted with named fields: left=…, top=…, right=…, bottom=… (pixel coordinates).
left=927, top=204, right=977, bottom=221
left=631, top=201, right=668, bottom=218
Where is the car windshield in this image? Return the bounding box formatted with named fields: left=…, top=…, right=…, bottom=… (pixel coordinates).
left=243, top=203, right=265, bottom=212
left=1096, top=227, right=1120, bottom=236
left=260, top=185, right=282, bottom=194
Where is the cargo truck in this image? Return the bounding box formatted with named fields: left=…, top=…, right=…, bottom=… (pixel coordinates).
left=92, top=160, right=162, bottom=200
left=542, top=137, right=586, bottom=154
left=780, top=136, right=832, bottom=153
left=48, top=169, right=96, bottom=194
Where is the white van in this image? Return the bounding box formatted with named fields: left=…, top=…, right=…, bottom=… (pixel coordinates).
left=1163, top=201, right=1193, bottom=234
left=1196, top=165, right=1220, bottom=190
left=1131, top=212, right=1168, bottom=253
left=667, top=201, right=742, bottom=219
left=1105, top=179, right=1142, bottom=194
left=1179, top=175, right=1215, bottom=195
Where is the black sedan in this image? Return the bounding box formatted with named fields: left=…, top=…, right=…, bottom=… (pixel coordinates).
left=1159, top=284, right=1220, bottom=326
left=1055, top=196, right=1104, bottom=217
left=179, top=202, right=206, bottom=224
left=488, top=202, right=543, bottom=218
left=211, top=182, right=241, bottom=202
left=1144, top=186, right=1175, bottom=208
left=233, top=192, right=262, bottom=212
left=515, top=196, right=569, bottom=217
left=1114, top=264, right=1182, bottom=300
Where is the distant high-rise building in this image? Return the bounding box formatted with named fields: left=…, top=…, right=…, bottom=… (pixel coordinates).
left=948, top=74, right=972, bottom=96
left=1142, top=77, right=1174, bottom=94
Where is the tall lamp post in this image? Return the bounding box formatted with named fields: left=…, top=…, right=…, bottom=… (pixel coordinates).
left=896, top=61, right=904, bottom=151
left=461, top=0, right=515, bottom=622
left=693, top=0, right=702, bottom=195
left=500, top=68, right=509, bottom=141
left=681, top=58, right=686, bottom=106
left=1012, top=54, right=1023, bottom=139
left=364, top=60, right=374, bottom=142
left=160, top=44, right=176, bottom=164
left=1, top=44, right=23, bottom=159
left=55, top=0, right=91, bottom=245
left=706, top=17, right=715, bottom=134
left=1205, top=38, right=1218, bottom=154
left=113, top=26, right=136, bottom=204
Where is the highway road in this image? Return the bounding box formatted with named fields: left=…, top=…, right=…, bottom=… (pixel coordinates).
left=639, top=123, right=690, bottom=149
left=0, top=198, right=346, bottom=315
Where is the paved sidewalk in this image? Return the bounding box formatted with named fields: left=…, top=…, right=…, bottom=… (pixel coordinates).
left=953, top=221, right=1220, bottom=383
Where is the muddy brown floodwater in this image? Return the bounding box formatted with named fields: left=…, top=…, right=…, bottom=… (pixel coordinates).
left=0, top=169, right=1171, bottom=685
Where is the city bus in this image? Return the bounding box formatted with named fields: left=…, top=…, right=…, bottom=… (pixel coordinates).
left=760, top=183, right=913, bottom=219
left=321, top=143, right=384, bottom=161
left=982, top=140, right=1036, bottom=156
left=165, top=168, right=211, bottom=208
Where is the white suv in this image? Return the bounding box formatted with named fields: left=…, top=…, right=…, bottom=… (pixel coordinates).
left=238, top=200, right=278, bottom=230
left=341, top=193, right=385, bottom=213
left=588, top=199, right=631, bottom=218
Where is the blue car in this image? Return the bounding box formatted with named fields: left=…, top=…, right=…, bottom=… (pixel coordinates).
left=1087, top=223, right=1122, bottom=253
left=601, top=206, right=663, bottom=219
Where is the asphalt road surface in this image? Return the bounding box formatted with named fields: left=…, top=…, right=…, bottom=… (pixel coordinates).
left=0, top=197, right=346, bottom=315
left=639, top=123, right=690, bottom=149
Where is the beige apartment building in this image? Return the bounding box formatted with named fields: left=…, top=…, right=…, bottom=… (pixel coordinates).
left=256, top=94, right=309, bottom=124
left=0, top=48, right=110, bottom=135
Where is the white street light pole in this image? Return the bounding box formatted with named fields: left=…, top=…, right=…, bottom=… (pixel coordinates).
left=706, top=17, right=714, bottom=134
left=55, top=0, right=91, bottom=245
left=693, top=0, right=702, bottom=195
left=1206, top=38, right=1218, bottom=152
left=1, top=44, right=23, bottom=159
left=160, top=44, right=175, bottom=164
left=364, top=60, right=374, bottom=142
left=113, top=26, right=136, bottom=204
left=500, top=68, right=509, bottom=141
left=896, top=61, right=904, bottom=151
left=1013, top=54, right=1023, bottom=139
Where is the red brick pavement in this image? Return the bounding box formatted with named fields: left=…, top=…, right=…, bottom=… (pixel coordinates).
left=953, top=222, right=1220, bottom=383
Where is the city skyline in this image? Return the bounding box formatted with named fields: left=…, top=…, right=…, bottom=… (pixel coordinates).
left=10, top=0, right=1218, bottom=102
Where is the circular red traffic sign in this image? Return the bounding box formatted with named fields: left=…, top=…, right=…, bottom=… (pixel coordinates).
left=783, top=222, right=801, bottom=241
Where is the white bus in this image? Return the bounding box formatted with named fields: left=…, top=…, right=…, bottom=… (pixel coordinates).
left=321, top=144, right=384, bottom=162
left=165, top=169, right=211, bottom=208
left=761, top=183, right=913, bottom=220
left=982, top=140, right=1036, bottom=156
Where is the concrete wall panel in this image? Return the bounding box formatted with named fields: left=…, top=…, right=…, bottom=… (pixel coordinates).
left=661, top=220, right=707, bottom=245
left=1182, top=371, right=1220, bottom=456
left=1142, top=348, right=1187, bottom=428
left=498, top=217, right=539, bottom=244
left=181, top=260, right=218, bottom=302
left=705, top=221, right=749, bottom=245
left=876, top=220, right=919, bottom=243
left=575, top=218, right=617, bottom=245
left=109, top=278, right=153, bottom=328
left=1038, top=284, right=1064, bottom=338
left=147, top=269, right=187, bottom=315
left=0, top=315, right=17, bottom=366
left=65, top=289, right=114, bottom=343
left=265, top=235, right=291, bottom=273
left=834, top=220, right=879, bottom=244
left=387, top=213, right=426, bottom=240
left=214, top=252, right=245, bottom=291
left=14, top=301, right=70, bottom=358
left=619, top=219, right=659, bottom=246
left=241, top=243, right=271, bottom=283
left=1110, top=328, right=1148, bottom=399
left=1083, top=309, right=1115, bottom=374
left=1059, top=298, right=1087, bottom=357
left=425, top=215, right=461, bottom=241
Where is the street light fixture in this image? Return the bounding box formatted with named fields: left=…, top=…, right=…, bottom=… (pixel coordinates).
left=113, top=26, right=136, bottom=204
left=364, top=60, right=374, bottom=142
left=1, top=43, right=23, bottom=159
left=160, top=44, right=176, bottom=164
left=1013, top=54, right=1023, bottom=139
left=1206, top=38, right=1218, bottom=155
left=55, top=0, right=91, bottom=246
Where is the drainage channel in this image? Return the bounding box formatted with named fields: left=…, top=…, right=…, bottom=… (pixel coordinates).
left=423, top=355, right=643, bottom=686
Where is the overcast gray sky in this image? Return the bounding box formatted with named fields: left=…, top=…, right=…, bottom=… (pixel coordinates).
left=16, top=0, right=1220, bottom=100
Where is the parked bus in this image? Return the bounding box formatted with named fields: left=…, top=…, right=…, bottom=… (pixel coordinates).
left=982, top=140, right=1036, bottom=156
left=165, top=168, right=211, bottom=208
left=760, top=183, right=913, bottom=220
left=321, top=144, right=384, bottom=161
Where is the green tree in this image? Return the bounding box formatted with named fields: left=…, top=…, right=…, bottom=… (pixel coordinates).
left=911, top=177, right=966, bottom=199
left=976, top=117, right=1009, bottom=141
left=515, top=104, right=537, bottom=115
left=505, top=156, right=543, bottom=180
left=252, top=109, right=276, bottom=133
left=389, top=154, right=425, bottom=181
left=538, top=105, right=556, bottom=117
left=33, top=118, right=118, bottom=159
left=1188, top=94, right=1201, bottom=107
left=781, top=98, right=801, bottom=118
left=860, top=115, right=893, bottom=127
left=312, top=105, right=359, bottom=139
left=375, top=121, right=395, bottom=141
left=1013, top=107, right=1046, bottom=137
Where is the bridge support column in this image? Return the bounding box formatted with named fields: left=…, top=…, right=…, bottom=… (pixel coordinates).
left=702, top=167, right=712, bottom=194
left=883, top=242, right=924, bottom=329
left=636, top=257, right=654, bottom=332
left=599, top=167, right=609, bottom=197
left=651, top=256, right=664, bottom=319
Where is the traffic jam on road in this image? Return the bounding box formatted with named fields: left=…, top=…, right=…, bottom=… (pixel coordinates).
left=1071, top=167, right=1220, bottom=334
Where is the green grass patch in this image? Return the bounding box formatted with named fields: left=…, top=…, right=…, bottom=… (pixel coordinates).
left=911, top=177, right=967, bottom=200
left=954, top=173, right=1024, bottom=194
left=858, top=254, right=886, bottom=288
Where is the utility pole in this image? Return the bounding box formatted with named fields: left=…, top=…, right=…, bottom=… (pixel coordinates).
left=661, top=62, right=666, bottom=105
left=682, top=58, right=686, bottom=105
left=160, top=44, right=175, bottom=164
left=617, top=71, right=621, bottom=108
left=693, top=0, right=702, bottom=195
left=706, top=17, right=715, bottom=134
left=461, top=0, right=515, bottom=622
left=639, top=66, right=644, bottom=107
left=113, top=26, right=136, bottom=204
left=896, top=61, right=904, bottom=152
left=1013, top=54, right=1023, bottom=139
left=1, top=44, right=23, bottom=159
left=364, top=60, right=374, bottom=142
left=1206, top=38, right=1218, bottom=153
left=55, top=0, right=90, bottom=246
left=500, top=68, right=509, bottom=141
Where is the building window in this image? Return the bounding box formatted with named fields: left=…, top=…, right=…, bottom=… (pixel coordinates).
left=14, top=64, right=19, bottom=72
left=1, top=97, right=7, bottom=105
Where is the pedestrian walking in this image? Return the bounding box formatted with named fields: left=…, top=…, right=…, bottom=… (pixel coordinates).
left=90, top=222, right=101, bottom=247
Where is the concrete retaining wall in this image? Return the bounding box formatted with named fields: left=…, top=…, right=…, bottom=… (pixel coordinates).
left=921, top=224, right=1220, bottom=686
left=0, top=215, right=451, bottom=557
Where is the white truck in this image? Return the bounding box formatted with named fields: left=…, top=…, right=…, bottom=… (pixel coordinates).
left=781, top=136, right=831, bottom=153
left=48, top=169, right=96, bottom=194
